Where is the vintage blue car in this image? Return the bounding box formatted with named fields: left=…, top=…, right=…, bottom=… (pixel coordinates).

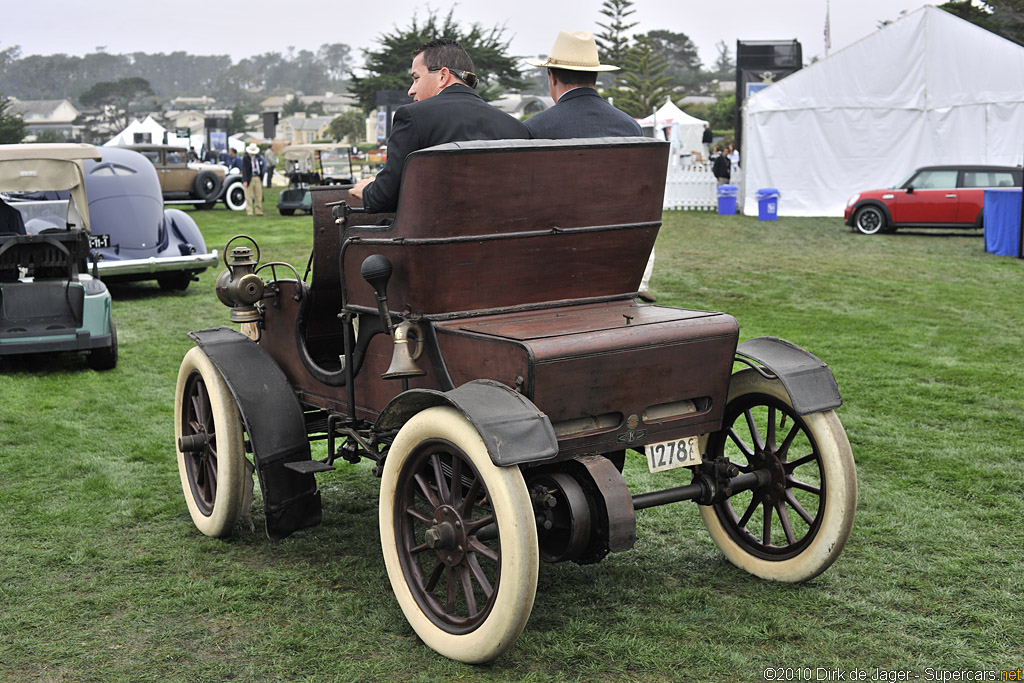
left=85, top=146, right=219, bottom=290
left=12, top=147, right=219, bottom=291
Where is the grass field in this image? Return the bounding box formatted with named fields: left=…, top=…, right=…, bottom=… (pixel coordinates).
left=1, top=189, right=1022, bottom=682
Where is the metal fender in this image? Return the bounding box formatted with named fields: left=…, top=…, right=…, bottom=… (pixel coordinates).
left=376, top=379, right=559, bottom=467
left=189, top=326, right=322, bottom=540
left=734, top=336, right=842, bottom=415
left=164, top=208, right=208, bottom=254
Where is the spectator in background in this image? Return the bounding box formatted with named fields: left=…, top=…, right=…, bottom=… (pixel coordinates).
left=702, top=124, right=713, bottom=160
left=712, top=146, right=731, bottom=186
left=227, top=148, right=243, bottom=172
left=263, top=144, right=276, bottom=187
left=241, top=143, right=265, bottom=216
left=727, top=144, right=739, bottom=169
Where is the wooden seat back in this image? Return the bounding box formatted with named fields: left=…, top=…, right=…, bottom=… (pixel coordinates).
left=327, top=137, right=668, bottom=316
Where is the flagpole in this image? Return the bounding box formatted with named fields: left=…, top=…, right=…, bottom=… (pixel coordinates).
left=824, top=0, right=832, bottom=57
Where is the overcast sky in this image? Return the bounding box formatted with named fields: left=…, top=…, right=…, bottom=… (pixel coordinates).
left=5, top=0, right=940, bottom=71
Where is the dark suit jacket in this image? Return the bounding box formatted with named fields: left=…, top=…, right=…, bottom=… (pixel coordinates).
left=242, top=153, right=264, bottom=183
left=525, top=87, right=642, bottom=139
left=362, top=84, right=530, bottom=212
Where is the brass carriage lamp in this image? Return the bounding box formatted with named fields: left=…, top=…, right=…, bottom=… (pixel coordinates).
left=216, top=243, right=265, bottom=323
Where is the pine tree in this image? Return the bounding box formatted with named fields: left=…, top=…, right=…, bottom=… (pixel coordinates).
left=0, top=92, right=25, bottom=143
left=605, top=36, right=673, bottom=119
left=595, top=0, right=638, bottom=85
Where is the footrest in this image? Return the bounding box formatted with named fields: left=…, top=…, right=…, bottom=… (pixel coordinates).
left=283, top=460, right=335, bottom=474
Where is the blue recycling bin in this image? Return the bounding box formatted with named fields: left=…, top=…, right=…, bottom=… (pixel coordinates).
left=717, top=184, right=738, bottom=215
left=756, top=188, right=780, bottom=221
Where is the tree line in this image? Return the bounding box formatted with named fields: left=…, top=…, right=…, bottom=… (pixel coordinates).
left=2, top=0, right=1021, bottom=145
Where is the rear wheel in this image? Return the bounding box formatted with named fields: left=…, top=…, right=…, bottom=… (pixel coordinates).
left=87, top=321, right=117, bottom=371
left=193, top=171, right=221, bottom=202
left=379, top=406, right=539, bottom=663
left=279, top=208, right=295, bottom=216
left=224, top=182, right=246, bottom=211
left=853, top=205, right=886, bottom=235
left=158, top=272, right=192, bottom=291
left=174, top=347, right=247, bottom=537
left=699, top=369, right=857, bottom=582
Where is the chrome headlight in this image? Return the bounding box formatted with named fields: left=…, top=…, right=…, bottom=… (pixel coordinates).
left=846, top=193, right=860, bottom=207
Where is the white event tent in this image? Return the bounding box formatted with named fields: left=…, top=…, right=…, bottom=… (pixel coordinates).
left=638, top=99, right=709, bottom=161
left=104, top=115, right=168, bottom=147
left=741, top=6, right=1024, bottom=216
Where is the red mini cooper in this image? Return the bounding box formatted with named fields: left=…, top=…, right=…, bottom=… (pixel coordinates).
left=845, top=165, right=1022, bottom=235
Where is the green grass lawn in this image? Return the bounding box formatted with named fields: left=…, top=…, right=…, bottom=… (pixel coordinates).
left=1, top=193, right=1022, bottom=682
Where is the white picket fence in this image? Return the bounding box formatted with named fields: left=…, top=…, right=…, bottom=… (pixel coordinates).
left=663, top=161, right=718, bottom=211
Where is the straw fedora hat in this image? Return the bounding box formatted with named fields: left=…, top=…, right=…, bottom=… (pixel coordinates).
left=246, top=142, right=260, bottom=154
left=526, top=30, right=620, bottom=72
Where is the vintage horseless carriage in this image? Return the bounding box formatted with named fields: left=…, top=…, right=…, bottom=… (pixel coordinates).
left=173, top=138, right=857, bottom=663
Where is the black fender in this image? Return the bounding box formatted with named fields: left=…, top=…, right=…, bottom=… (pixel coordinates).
left=188, top=327, right=322, bottom=540
left=848, top=200, right=893, bottom=227
left=734, top=336, right=842, bottom=415
left=376, top=379, right=559, bottom=467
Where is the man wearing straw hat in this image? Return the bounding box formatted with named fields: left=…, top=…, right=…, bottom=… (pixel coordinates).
left=242, top=142, right=266, bottom=216
left=526, top=30, right=654, bottom=301
left=350, top=38, right=529, bottom=213
left=524, top=30, right=642, bottom=139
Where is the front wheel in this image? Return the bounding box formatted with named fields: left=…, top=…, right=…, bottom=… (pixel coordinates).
left=853, top=205, right=886, bottom=235
left=379, top=406, right=539, bottom=664
left=174, top=347, right=247, bottom=537
left=699, top=369, right=857, bottom=582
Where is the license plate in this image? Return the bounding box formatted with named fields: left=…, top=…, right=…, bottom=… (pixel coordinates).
left=89, top=234, right=111, bottom=249
left=645, top=435, right=701, bottom=473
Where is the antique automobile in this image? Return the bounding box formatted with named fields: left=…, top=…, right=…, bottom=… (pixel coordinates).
left=0, top=143, right=117, bottom=369
left=174, top=138, right=857, bottom=663
left=84, top=147, right=219, bottom=291
left=12, top=147, right=219, bottom=291
left=277, top=143, right=356, bottom=215
left=121, top=144, right=247, bottom=211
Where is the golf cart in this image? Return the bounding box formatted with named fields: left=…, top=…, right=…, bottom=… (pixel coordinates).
left=277, top=143, right=356, bottom=215
left=175, top=137, right=856, bottom=662
left=0, top=143, right=117, bottom=370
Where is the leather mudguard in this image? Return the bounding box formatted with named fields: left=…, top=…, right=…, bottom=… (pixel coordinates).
left=376, top=379, right=559, bottom=466
left=189, top=327, right=322, bottom=540
left=735, top=336, right=842, bottom=415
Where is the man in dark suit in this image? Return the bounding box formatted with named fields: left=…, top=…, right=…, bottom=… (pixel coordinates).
left=241, top=143, right=266, bottom=216
left=525, top=31, right=654, bottom=301
left=350, top=39, right=529, bottom=213
left=524, top=30, right=641, bottom=139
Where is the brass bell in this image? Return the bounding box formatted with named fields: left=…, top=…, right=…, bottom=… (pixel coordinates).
left=383, top=321, right=426, bottom=379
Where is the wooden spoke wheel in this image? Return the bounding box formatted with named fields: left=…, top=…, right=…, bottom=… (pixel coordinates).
left=700, top=369, right=857, bottom=582
left=379, top=406, right=538, bottom=663
left=174, top=347, right=247, bottom=537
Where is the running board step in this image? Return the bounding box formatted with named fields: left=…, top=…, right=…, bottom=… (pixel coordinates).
left=283, top=460, right=335, bottom=474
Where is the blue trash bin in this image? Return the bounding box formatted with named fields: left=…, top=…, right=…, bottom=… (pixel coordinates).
left=717, top=184, right=738, bottom=215
left=756, top=188, right=780, bottom=221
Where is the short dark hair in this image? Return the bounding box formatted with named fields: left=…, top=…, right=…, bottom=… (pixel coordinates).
left=549, top=67, right=598, bottom=88
left=415, top=38, right=476, bottom=82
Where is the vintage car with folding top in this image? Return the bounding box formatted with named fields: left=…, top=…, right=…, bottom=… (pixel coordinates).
left=174, top=137, right=857, bottom=664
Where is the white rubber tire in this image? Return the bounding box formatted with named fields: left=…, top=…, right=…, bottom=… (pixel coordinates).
left=379, top=406, right=539, bottom=663
left=699, top=369, right=857, bottom=582
left=174, top=347, right=247, bottom=537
